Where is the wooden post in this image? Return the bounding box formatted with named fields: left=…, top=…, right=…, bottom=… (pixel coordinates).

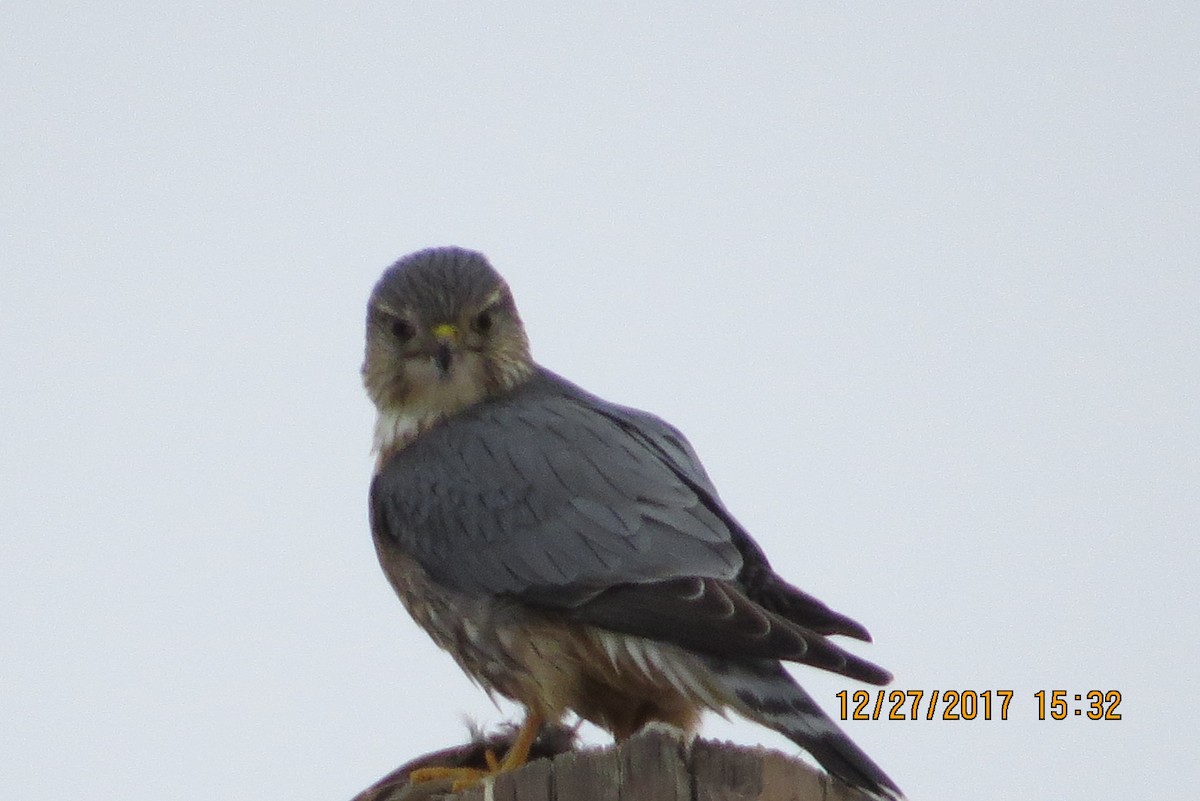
left=354, top=729, right=882, bottom=801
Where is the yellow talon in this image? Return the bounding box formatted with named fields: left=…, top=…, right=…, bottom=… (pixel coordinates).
left=408, top=765, right=486, bottom=785
left=406, top=713, right=544, bottom=791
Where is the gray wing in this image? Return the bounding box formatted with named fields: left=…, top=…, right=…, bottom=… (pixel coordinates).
left=372, top=369, right=890, bottom=682
left=372, top=370, right=741, bottom=601
left=580, top=380, right=878, bottom=643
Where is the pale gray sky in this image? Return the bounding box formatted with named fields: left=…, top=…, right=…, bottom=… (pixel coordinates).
left=2, top=4, right=1197, bottom=800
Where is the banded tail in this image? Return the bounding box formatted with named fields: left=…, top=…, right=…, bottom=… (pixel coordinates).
left=705, top=656, right=904, bottom=800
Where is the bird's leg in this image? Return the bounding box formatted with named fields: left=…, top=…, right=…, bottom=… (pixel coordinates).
left=497, top=711, right=543, bottom=772
left=407, top=712, right=545, bottom=791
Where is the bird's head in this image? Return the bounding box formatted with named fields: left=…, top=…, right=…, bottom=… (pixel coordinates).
left=363, top=247, right=533, bottom=453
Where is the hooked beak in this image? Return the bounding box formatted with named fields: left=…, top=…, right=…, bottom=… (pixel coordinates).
left=430, top=323, right=459, bottom=377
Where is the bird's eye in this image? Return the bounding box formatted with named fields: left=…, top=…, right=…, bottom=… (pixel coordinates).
left=391, top=319, right=416, bottom=342
left=473, top=309, right=494, bottom=334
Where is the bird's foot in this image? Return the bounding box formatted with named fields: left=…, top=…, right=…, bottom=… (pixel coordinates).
left=407, top=764, right=491, bottom=793
left=407, top=712, right=543, bottom=792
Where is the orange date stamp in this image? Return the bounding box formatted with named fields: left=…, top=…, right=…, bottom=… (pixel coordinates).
left=835, top=689, right=1122, bottom=721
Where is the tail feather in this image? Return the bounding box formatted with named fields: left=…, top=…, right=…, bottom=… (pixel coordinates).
left=705, top=656, right=904, bottom=800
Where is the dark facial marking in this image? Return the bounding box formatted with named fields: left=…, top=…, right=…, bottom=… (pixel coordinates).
left=391, top=318, right=416, bottom=343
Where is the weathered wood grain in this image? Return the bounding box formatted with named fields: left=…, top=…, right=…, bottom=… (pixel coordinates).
left=353, top=729, right=883, bottom=801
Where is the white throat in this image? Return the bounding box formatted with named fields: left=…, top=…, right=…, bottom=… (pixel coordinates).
left=373, top=354, right=488, bottom=457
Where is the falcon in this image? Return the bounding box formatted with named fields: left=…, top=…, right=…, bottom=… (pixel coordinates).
left=362, top=246, right=903, bottom=799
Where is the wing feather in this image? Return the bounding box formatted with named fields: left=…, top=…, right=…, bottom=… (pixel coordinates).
left=372, top=367, right=882, bottom=672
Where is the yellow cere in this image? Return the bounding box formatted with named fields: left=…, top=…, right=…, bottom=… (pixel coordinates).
left=431, top=323, right=459, bottom=340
